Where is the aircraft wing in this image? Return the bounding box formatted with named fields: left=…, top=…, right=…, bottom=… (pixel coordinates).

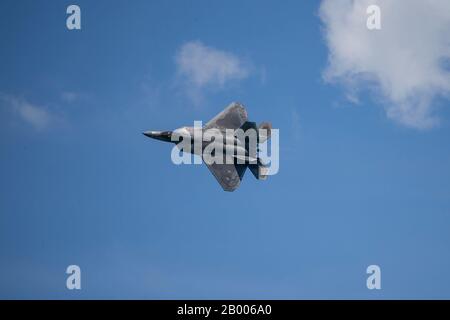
left=204, top=102, right=248, bottom=130
left=206, top=162, right=247, bottom=191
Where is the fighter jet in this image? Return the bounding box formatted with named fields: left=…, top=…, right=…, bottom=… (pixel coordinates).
left=143, top=102, right=272, bottom=191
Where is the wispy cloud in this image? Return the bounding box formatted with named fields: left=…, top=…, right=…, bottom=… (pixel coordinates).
left=320, top=0, right=450, bottom=129
left=1, top=94, right=53, bottom=130
left=175, top=41, right=250, bottom=105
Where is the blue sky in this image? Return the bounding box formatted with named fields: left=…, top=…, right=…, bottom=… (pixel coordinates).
left=1, top=0, right=450, bottom=299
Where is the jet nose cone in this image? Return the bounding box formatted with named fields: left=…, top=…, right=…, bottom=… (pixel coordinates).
left=142, top=130, right=154, bottom=138
left=142, top=130, right=173, bottom=142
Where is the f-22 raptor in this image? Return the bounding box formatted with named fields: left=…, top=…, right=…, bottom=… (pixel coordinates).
left=143, top=102, right=272, bottom=191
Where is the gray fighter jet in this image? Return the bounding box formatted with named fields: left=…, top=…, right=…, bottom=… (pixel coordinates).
left=143, top=102, right=271, bottom=191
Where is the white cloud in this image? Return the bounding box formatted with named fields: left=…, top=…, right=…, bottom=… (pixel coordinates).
left=1, top=94, right=52, bottom=130
left=175, top=41, right=250, bottom=104
left=320, top=0, right=450, bottom=129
